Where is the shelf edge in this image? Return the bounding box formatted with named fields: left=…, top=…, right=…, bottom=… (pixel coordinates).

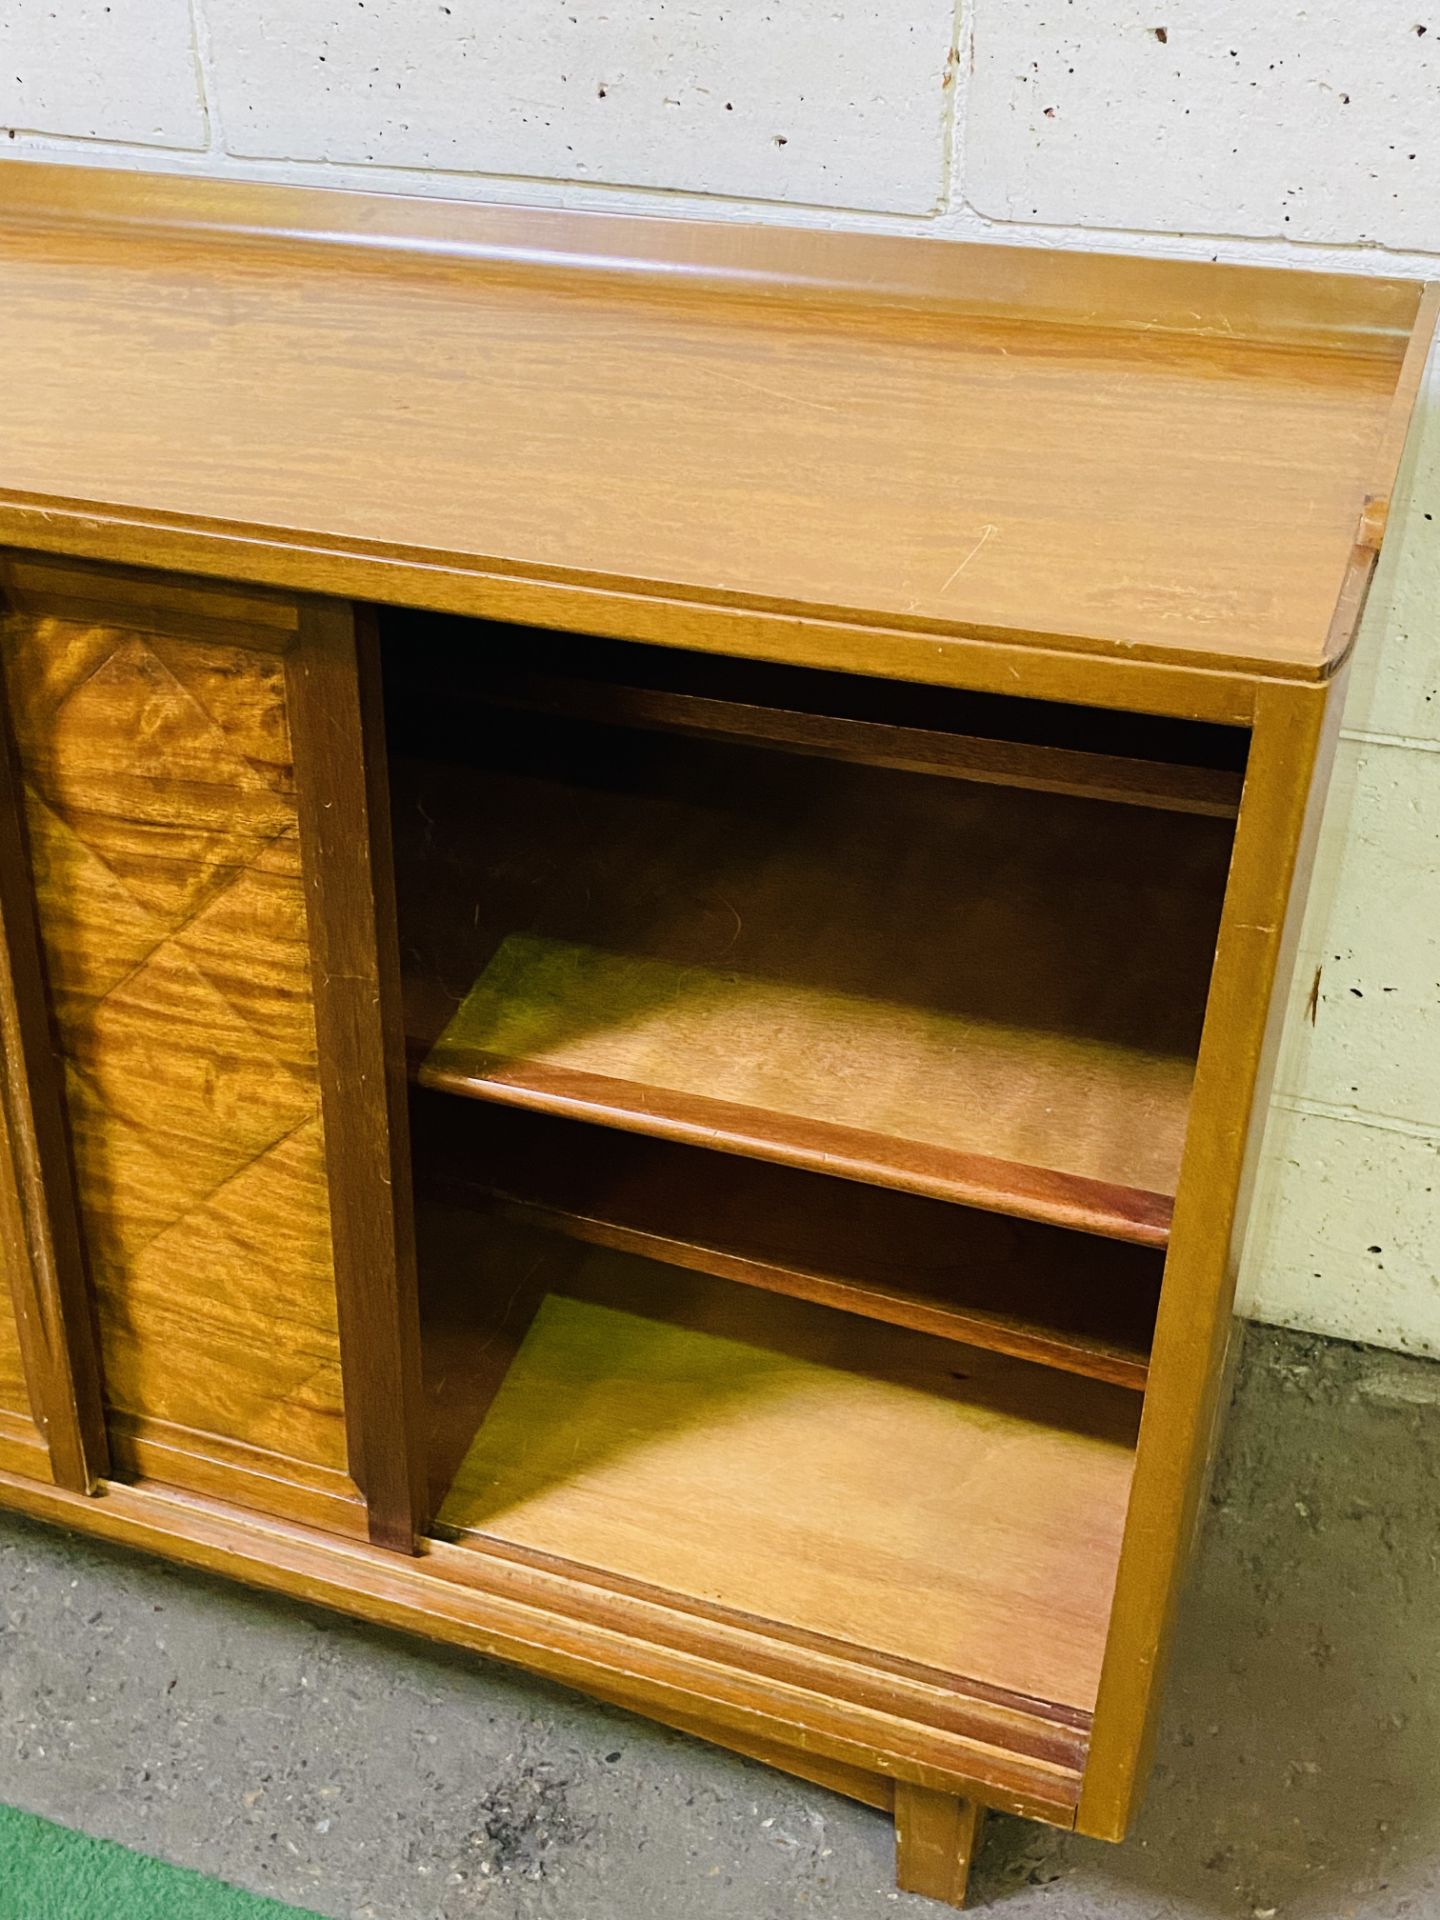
left=415, top=1055, right=1175, bottom=1249
left=444, top=1180, right=1153, bottom=1390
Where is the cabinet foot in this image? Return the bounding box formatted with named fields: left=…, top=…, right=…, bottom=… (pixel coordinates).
left=894, top=1783, right=984, bottom=1908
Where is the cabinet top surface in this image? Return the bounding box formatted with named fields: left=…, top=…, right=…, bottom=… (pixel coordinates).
left=0, top=163, right=1432, bottom=687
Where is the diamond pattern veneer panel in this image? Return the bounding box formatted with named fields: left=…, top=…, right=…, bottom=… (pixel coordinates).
left=0, top=597, right=352, bottom=1520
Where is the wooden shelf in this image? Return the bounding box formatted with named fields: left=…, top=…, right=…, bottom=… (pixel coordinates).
left=394, top=709, right=1234, bottom=1245
left=475, top=662, right=1244, bottom=819
left=419, top=1197, right=1142, bottom=1718
left=414, top=1099, right=1160, bottom=1389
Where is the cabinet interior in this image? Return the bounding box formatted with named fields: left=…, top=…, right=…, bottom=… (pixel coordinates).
left=378, top=611, right=1242, bottom=1734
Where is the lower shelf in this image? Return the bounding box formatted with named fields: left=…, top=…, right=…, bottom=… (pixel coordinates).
left=413, top=1095, right=1160, bottom=1388
left=419, top=1194, right=1141, bottom=1721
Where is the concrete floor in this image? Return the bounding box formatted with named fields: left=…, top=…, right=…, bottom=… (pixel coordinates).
left=0, top=1322, right=1435, bottom=1920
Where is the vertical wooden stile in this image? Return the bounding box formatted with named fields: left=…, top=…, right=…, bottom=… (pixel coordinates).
left=1078, top=674, right=1343, bottom=1838
left=287, top=599, right=427, bottom=1553
left=0, top=650, right=107, bottom=1493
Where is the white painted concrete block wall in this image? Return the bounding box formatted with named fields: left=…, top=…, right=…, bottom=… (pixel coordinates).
left=2, top=3, right=1438, bottom=1355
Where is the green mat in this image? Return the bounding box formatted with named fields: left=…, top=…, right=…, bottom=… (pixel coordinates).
left=0, top=1803, right=322, bottom=1920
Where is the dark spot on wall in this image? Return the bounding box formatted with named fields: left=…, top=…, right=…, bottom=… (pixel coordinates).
left=1152, top=25, right=1169, bottom=42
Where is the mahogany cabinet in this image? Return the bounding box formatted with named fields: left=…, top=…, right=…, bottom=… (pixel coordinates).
left=0, top=160, right=1432, bottom=1906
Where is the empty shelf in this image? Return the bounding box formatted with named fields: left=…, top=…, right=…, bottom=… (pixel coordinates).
left=414, top=1099, right=1160, bottom=1388
left=475, top=663, right=1244, bottom=818
left=394, top=714, right=1232, bottom=1244
left=420, top=1201, right=1142, bottom=1717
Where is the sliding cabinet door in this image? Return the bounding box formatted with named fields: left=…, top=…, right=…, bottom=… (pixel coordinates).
left=0, top=553, right=422, bottom=1549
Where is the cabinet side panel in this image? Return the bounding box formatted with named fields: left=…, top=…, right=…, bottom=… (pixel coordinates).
left=0, top=602, right=351, bottom=1509
left=1078, top=677, right=1339, bottom=1839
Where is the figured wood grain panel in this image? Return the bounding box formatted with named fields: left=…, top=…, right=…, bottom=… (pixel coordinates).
left=0, top=580, right=352, bottom=1514
left=0, top=1277, right=32, bottom=1425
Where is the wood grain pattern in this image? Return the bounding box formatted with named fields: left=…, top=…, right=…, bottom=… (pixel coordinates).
left=416, top=1099, right=1161, bottom=1388
left=0, top=1293, right=29, bottom=1413
left=0, top=1288, right=35, bottom=1434
left=0, top=565, right=352, bottom=1512
left=0, top=162, right=1431, bottom=689
left=1, top=161, right=1424, bottom=349
left=895, top=1785, right=985, bottom=1907
left=427, top=1208, right=1141, bottom=1716
left=0, top=505, right=1279, bottom=730
left=0, top=1408, right=51, bottom=1483
left=394, top=714, right=1233, bottom=1241
left=421, top=1053, right=1178, bottom=1248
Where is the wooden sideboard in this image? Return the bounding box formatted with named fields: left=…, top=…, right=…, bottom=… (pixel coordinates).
left=0, top=161, right=1432, bottom=1907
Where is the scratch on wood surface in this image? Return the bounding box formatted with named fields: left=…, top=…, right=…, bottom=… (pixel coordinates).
left=708, top=369, right=841, bottom=414
left=939, top=524, right=998, bottom=597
